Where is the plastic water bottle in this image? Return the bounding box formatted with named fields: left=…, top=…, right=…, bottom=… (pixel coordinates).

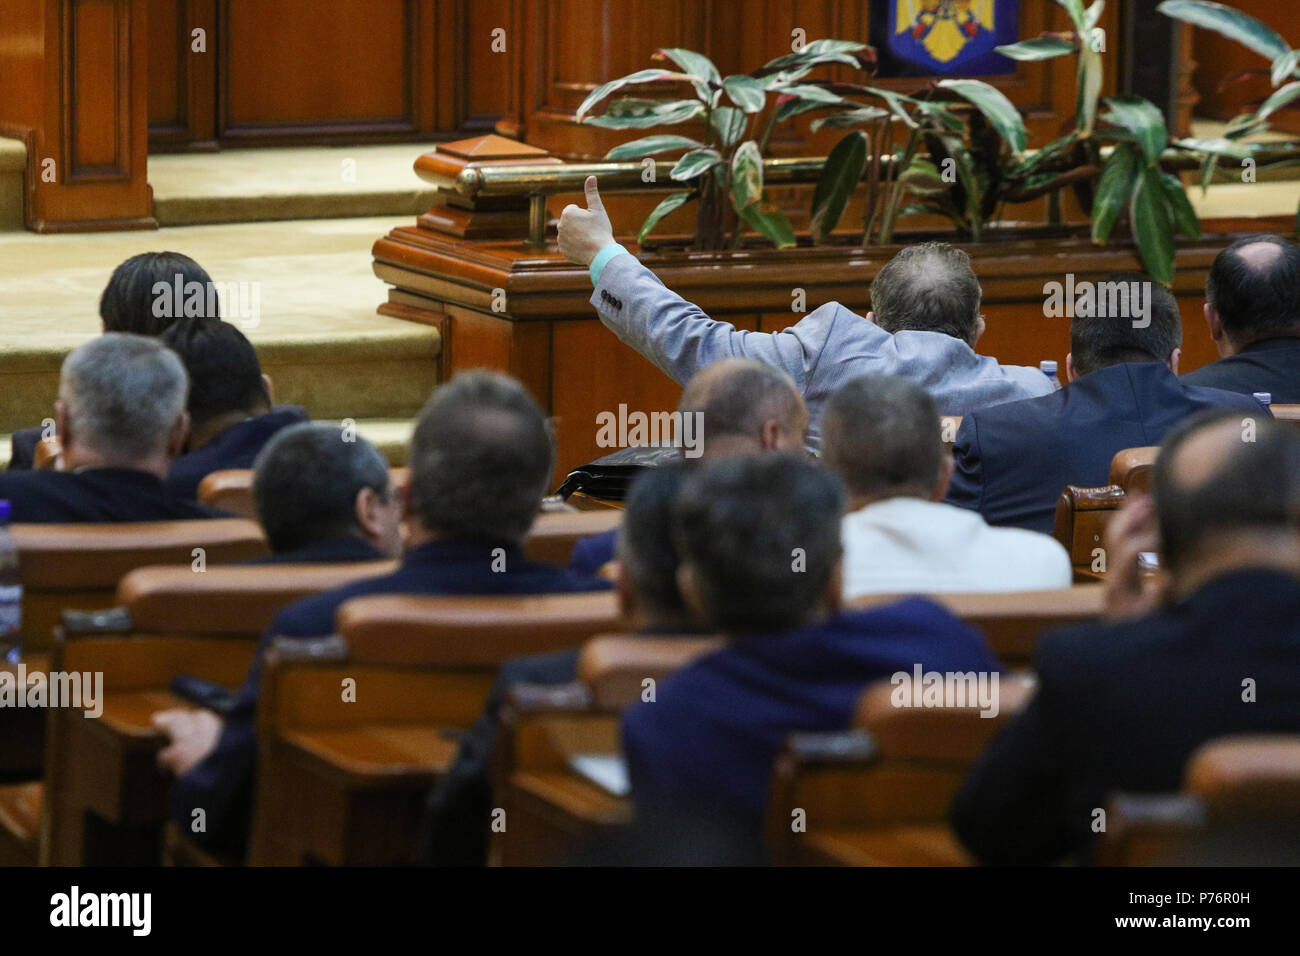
left=1253, top=391, right=1272, bottom=409
left=0, top=501, right=20, bottom=663
left=1040, top=360, right=1059, bottom=384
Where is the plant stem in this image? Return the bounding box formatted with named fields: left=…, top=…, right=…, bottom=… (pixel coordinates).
left=879, top=123, right=920, bottom=244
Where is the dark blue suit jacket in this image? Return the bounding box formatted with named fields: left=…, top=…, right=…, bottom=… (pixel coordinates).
left=621, top=599, right=998, bottom=856
left=952, top=569, right=1300, bottom=865
left=569, top=528, right=618, bottom=576
left=1180, top=337, right=1300, bottom=404
left=0, top=468, right=224, bottom=523
left=945, top=362, right=1264, bottom=534
left=166, top=407, right=309, bottom=502
left=5, top=426, right=42, bottom=472
left=171, top=538, right=611, bottom=858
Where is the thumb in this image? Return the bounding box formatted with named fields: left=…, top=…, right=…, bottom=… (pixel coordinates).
left=584, top=175, right=606, bottom=214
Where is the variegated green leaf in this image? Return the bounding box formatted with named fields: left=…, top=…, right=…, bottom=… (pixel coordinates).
left=1157, top=1, right=1289, bottom=62
left=604, top=135, right=705, bottom=161
left=637, top=191, right=694, bottom=244
left=577, top=69, right=696, bottom=122
left=722, top=75, right=767, bottom=113
left=670, top=148, right=723, bottom=181
left=730, top=140, right=764, bottom=209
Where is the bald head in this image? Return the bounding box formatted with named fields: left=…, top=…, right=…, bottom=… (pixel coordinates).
left=1206, top=235, right=1300, bottom=348
left=1153, top=410, right=1300, bottom=575
left=678, top=358, right=808, bottom=458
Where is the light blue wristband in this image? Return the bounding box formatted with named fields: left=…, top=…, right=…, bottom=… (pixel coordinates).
left=589, top=242, right=630, bottom=285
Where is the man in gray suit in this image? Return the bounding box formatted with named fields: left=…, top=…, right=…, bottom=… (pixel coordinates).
left=557, top=176, right=1055, bottom=451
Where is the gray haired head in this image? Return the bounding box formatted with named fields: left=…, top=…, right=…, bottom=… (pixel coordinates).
left=822, top=375, right=943, bottom=501
left=408, top=370, right=555, bottom=544
left=58, top=332, right=189, bottom=464
left=869, top=242, right=983, bottom=345
left=252, top=423, right=392, bottom=552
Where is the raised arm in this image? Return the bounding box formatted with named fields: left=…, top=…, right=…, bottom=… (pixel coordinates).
left=558, top=176, right=824, bottom=387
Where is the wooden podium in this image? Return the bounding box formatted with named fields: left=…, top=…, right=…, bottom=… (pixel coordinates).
left=373, top=134, right=1295, bottom=487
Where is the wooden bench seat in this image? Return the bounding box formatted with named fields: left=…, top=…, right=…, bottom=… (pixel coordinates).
left=40, top=561, right=392, bottom=866
left=799, top=824, right=971, bottom=867
left=0, top=782, right=43, bottom=866
left=491, top=635, right=720, bottom=866
left=249, top=591, right=624, bottom=866
left=767, top=674, right=1036, bottom=866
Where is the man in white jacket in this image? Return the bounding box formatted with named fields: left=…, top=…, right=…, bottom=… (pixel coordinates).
left=821, top=374, right=1071, bottom=598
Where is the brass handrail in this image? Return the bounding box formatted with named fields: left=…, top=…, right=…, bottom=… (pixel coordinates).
left=448, top=157, right=835, bottom=198
left=420, top=144, right=1300, bottom=246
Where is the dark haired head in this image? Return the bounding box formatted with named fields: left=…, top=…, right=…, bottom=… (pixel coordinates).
left=100, top=252, right=218, bottom=335
left=408, top=370, right=554, bottom=543
left=1152, top=409, right=1300, bottom=575
left=617, top=465, right=691, bottom=624
left=160, top=318, right=269, bottom=428
left=252, top=423, right=392, bottom=553
left=1069, top=272, right=1182, bottom=376
left=1206, top=235, right=1300, bottom=347
left=672, top=454, right=844, bottom=635
left=870, top=242, right=983, bottom=345
left=822, top=375, right=943, bottom=501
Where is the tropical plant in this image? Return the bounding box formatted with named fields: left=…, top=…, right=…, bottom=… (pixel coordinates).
left=577, top=2, right=1254, bottom=282
left=576, top=41, right=878, bottom=250
left=1158, top=0, right=1300, bottom=230
left=805, top=76, right=1030, bottom=245
left=994, top=0, right=1200, bottom=282
left=576, top=41, right=1031, bottom=250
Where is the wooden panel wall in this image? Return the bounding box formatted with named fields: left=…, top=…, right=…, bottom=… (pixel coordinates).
left=146, top=0, right=217, bottom=149
left=0, top=0, right=154, bottom=232
left=146, top=0, right=518, bottom=150
left=220, top=0, right=423, bottom=142
left=506, top=0, right=1120, bottom=161
left=1190, top=0, right=1298, bottom=133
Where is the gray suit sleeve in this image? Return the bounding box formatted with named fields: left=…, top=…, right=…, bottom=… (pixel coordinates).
left=590, top=253, right=831, bottom=388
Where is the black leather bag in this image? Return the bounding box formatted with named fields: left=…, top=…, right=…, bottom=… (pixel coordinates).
left=554, top=446, right=681, bottom=501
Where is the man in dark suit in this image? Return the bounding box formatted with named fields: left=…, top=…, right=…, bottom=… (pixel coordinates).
left=951, top=410, right=1300, bottom=865
left=241, top=423, right=403, bottom=564
left=7, top=251, right=218, bottom=471
left=620, top=455, right=998, bottom=860
left=425, top=463, right=704, bottom=865
left=152, top=370, right=610, bottom=858
left=1180, top=234, right=1300, bottom=402
left=569, top=357, right=808, bottom=576
left=160, top=318, right=308, bottom=501
left=0, top=334, right=222, bottom=522
left=945, top=274, right=1263, bottom=534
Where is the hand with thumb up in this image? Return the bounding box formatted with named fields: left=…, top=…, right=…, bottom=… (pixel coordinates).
left=558, top=175, right=616, bottom=266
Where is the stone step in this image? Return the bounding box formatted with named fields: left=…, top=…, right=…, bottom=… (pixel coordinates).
left=149, top=144, right=440, bottom=227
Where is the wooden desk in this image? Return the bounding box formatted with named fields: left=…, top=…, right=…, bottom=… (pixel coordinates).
left=259, top=723, right=457, bottom=866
